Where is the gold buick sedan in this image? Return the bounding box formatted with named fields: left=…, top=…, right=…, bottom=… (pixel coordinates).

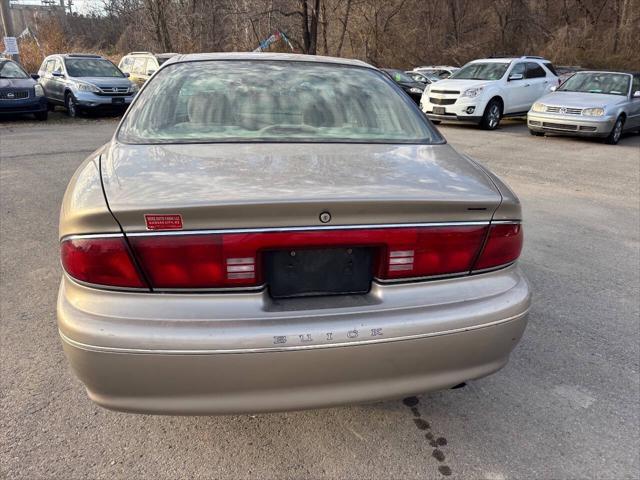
left=57, top=53, right=530, bottom=414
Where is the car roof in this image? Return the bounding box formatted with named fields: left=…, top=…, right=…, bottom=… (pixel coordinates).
left=126, top=52, right=178, bottom=57
left=165, top=52, right=375, bottom=69
left=415, top=66, right=458, bottom=70
left=62, top=54, right=103, bottom=59
left=570, top=70, right=636, bottom=76
left=470, top=58, right=517, bottom=63
left=45, top=54, right=105, bottom=60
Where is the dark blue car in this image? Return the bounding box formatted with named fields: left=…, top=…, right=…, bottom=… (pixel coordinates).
left=0, top=59, right=48, bottom=121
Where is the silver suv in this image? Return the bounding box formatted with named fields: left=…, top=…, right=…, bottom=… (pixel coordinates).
left=37, top=54, right=138, bottom=117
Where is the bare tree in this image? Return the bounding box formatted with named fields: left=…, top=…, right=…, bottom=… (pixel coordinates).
left=25, top=0, right=639, bottom=71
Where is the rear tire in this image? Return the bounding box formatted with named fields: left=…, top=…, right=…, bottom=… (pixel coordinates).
left=604, top=116, right=624, bottom=145
left=431, top=120, right=441, bottom=125
left=529, top=129, right=544, bottom=136
left=65, top=93, right=79, bottom=118
left=34, top=110, right=48, bottom=121
left=480, top=99, right=502, bottom=130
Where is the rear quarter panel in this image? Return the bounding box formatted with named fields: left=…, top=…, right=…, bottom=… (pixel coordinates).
left=59, top=146, right=121, bottom=238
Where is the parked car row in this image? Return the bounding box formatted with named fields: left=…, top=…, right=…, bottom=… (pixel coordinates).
left=3, top=52, right=639, bottom=145
left=0, top=51, right=178, bottom=120
left=412, top=55, right=639, bottom=145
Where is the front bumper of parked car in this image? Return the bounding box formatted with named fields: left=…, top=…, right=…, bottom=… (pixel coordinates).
left=57, top=264, right=530, bottom=415
left=0, top=94, right=47, bottom=115
left=421, top=94, right=486, bottom=124
left=527, top=111, right=616, bottom=137
left=73, top=91, right=135, bottom=109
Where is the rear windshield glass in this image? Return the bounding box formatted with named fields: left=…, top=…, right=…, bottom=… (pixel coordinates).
left=65, top=58, right=124, bottom=78
left=558, top=72, right=631, bottom=96
left=450, top=62, right=510, bottom=81
left=118, top=61, right=438, bottom=144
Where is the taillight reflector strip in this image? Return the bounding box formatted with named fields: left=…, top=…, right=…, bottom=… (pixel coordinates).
left=226, top=257, right=255, bottom=280
left=389, top=250, right=415, bottom=271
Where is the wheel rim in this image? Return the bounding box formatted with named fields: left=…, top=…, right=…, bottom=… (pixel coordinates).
left=613, top=120, right=622, bottom=142
left=488, top=105, right=500, bottom=128
left=68, top=97, right=76, bottom=116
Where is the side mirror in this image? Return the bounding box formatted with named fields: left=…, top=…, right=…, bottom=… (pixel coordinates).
left=124, top=72, right=130, bottom=77
left=52, top=71, right=64, bottom=77
left=146, top=70, right=156, bottom=76
left=31, top=74, right=39, bottom=80
left=508, top=73, right=524, bottom=81
left=550, top=86, right=557, bottom=92
left=633, top=90, right=640, bottom=98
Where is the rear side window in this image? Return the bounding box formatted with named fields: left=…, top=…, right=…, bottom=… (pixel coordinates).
left=525, top=62, right=546, bottom=78
left=118, top=60, right=440, bottom=145
left=632, top=76, right=640, bottom=94
left=543, top=61, right=558, bottom=76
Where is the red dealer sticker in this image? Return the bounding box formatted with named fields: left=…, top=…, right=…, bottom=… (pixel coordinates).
left=144, top=214, right=183, bottom=230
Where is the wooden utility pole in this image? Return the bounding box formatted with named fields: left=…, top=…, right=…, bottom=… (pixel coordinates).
left=1, top=0, right=20, bottom=62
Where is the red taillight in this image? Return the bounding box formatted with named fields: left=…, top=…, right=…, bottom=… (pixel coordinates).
left=379, top=226, right=488, bottom=279
left=473, top=223, right=523, bottom=271
left=61, top=223, right=522, bottom=290
left=61, top=237, right=145, bottom=288
left=128, top=226, right=489, bottom=288
left=129, top=235, right=226, bottom=288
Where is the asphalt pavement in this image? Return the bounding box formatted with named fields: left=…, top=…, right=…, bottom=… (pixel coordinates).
left=1, top=112, right=639, bottom=479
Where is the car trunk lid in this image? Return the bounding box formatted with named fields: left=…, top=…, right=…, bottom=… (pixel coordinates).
left=101, top=142, right=502, bottom=232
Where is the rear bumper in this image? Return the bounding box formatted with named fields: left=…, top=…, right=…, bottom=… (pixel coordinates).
left=527, top=112, right=615, bottom=137
left=57, top=265, right=531, bottom=414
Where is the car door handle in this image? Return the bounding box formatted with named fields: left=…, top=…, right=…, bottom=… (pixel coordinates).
left=525, top=83, right=531, bottom=87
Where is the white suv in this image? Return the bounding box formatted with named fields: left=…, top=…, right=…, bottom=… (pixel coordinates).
left=421, top=56, right=559, bottom=129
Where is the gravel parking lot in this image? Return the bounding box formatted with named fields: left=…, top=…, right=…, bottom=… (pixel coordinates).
left=1, top=113, right=638, bottom=479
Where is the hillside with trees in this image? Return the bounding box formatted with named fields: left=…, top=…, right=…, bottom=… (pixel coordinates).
left=7, top=0, right=640, bottom=73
